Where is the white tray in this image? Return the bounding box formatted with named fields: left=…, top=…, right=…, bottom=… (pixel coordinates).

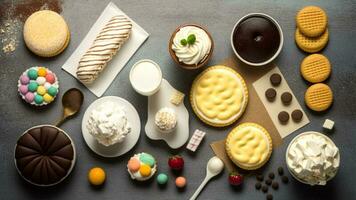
left=145, top=79, right=189, bottom=149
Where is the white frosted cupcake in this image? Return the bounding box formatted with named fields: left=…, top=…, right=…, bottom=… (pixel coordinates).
left=155, top=107, right=177, bottom=133
left=127, top=152, right=157, bottom=181
left=86, top=101, right=131, bottom=146
left=169, top=24, right=214, bottom=69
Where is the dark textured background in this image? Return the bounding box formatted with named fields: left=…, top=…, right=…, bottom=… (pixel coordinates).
left=1, top=0, right=356, bottom=199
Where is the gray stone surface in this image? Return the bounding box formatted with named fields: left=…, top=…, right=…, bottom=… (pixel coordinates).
left=1, top=0, right=356, bottom=199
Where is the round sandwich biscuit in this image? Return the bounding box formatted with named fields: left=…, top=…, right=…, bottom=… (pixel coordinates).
left=305, top=83, right=333, bottom=112
left=23, top=10, right=70, bottom=57
left=301, top=54, right=331, bottom=83
left=296, top=6, right=328, bottom=37
left=295, top=28, right=328, bottom=53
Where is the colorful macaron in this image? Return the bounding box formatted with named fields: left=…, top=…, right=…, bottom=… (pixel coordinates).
left=127, top=152, right=157, bottom=181
left=18, top=67, right=59, bottom=106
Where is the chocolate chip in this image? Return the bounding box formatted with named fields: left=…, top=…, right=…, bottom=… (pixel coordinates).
left=255, top=182, right=262, bottom=190
left=281, top=92, right=292, bottom=105
left=270, top=73, right=281, bottom=86
left=256, top=174, right=264, bottom=182
left=262, top=185, right=268, bottom=193
left=265, top=179, right=272, bottom=185
left=278, top=111, right=289, bottom=124
left=282, top=176, right=289, bottom=184
left=265, top=88, right=277, bottom=102
left=268, top=172, right=275, bottom=179
left=291, top=109, right=303, bottom=122
left=272, top=181, right=279, bottom=190
left=278, top=167, right=284, bottom=175
left=266, top=194, right=273, bottom=200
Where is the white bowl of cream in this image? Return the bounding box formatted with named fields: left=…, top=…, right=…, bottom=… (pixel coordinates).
left=130, top=59, right=162, bottom=96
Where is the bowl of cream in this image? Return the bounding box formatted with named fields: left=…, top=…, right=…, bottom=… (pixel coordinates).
left=130, top=59, right=162, bottom=96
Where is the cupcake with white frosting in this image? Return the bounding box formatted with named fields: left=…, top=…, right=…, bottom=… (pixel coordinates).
left=169, top=24, right=213, bottom=69
left=155, top=107, right=177, bottom=133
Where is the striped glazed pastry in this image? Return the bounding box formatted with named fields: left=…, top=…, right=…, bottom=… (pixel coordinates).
left=76, top=15, right=132, bottom=84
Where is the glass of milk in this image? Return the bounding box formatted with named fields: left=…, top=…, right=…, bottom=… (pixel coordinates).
left=129, top=59, right=163, bottom=96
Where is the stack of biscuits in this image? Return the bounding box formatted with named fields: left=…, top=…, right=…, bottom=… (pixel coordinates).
left=295, top=6, right=328, bottom=53
left=295, top=6, right=333, bottom=112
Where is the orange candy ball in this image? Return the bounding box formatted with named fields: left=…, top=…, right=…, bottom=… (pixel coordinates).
left=88, top=167, right=106, bottom=186
left=175, top=176, right=186, bottom=188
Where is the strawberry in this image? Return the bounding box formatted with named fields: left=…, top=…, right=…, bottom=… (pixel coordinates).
left=229, top=172, right=243, bottom=186
left=168, top=155, right=184, bottom=170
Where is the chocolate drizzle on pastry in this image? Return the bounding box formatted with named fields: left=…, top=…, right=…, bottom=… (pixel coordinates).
left=76, top=15, right=132, bottom=84
left=15, top=125, right=75, bottom=186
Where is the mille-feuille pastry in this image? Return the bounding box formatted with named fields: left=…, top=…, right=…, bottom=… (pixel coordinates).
left=76, top=15, right=132, bottom=84
left=300, top=54, right=331, bottom=83
left=226, top=123, right=272, bottom=170
left=190, top=65, right=248, bottom=127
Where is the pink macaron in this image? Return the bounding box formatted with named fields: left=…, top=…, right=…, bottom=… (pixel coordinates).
left=20, top=75, right=30, bottom=85
left=19, top=85, right=28, bottom=95
left=25, top=92, right=35, bottom=103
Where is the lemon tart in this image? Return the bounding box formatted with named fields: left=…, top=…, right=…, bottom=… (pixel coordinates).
left=226, top=123, right=272, bottom=170
left=190, top=65, right=248, bottom=127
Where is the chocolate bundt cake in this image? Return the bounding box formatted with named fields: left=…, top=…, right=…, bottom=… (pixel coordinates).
left=15, top=125, right=76, bottom=186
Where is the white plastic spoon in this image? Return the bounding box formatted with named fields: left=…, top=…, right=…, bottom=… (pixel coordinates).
left=189, top=156, right=224, bottom=200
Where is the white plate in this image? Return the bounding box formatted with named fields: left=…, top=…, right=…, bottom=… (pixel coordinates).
left=145, top=79, right=189, bottom=149
left=82, top=96, right=141, bottom=157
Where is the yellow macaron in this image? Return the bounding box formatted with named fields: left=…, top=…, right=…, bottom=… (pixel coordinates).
left=23, top=10, right=70, bottom=57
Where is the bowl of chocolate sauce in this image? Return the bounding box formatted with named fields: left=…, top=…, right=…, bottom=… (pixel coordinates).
left=231, top=13, right=283, bottom=66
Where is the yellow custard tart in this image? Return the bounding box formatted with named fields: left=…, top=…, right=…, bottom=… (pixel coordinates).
left=226, top=123, right=272, bottom=170
left=190, top=65, right=248, bottom=127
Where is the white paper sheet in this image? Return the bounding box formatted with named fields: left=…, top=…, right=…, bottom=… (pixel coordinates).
left=253, top=67, right=310, bottom=138
left=62, top=2, right=149, bottom=97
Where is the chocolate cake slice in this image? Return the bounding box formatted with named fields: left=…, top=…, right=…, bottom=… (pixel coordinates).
left=15, top=125, right=75, bottom=186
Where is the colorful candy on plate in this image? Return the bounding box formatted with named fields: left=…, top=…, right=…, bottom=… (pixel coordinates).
left=18, top=66, right=59, bottom=106
left=127, top=152, right=157, bottom=181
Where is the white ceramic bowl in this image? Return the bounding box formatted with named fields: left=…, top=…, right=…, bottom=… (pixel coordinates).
left=285, top=131, right=340, bottom=186
left=230, top=13, right=284, bottom=67
left=129, top=59, right=162, bottom=96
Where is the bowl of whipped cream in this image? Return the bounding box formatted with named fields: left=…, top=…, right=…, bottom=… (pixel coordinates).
left=169, top=24, right=214, bottom=70
left=286, top=131, right=340, bottom=186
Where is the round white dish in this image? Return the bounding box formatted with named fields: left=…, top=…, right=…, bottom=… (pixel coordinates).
left=82, top=96, right=141, bottom=157
left=145, top=79, right=189, bottom=149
